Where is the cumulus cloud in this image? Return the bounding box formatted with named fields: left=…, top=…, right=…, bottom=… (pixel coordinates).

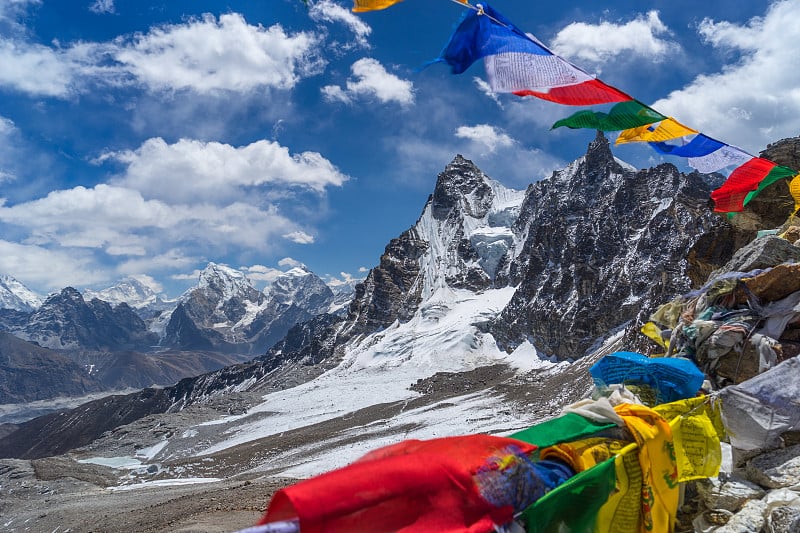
left=552, top=10, right=678, bottom=64
left=113, top=13, right=325, bottom=93
left=0, top=12, right=324, bottom=97
left=653, top=0, right=800, bottom=152
left=322, top=57, right=413, bottom=105
left=283, top=230, right=315, bottom=244
left=240, top=264, right=285, bottom=284
left=100, top=137, right=349, bottom=203
left=455, top=124, right=515, bottom=153
left=278, top=257, right=305, bottom=269
left=0, top=239, right=109, bottom=290
left=309, top=0, right=371, bottom=48
left=0, top=39, right=99, bottom=97
left=0, top=137, right=346, bottom=279
left=88, top=0, right=114, bottom=14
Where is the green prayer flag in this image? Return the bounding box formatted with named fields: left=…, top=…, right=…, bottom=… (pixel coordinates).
left=510, top=412, right=617, bottom=449
left=742, top=165, right=797, bottom=207
left=519, top=456, right=617, bottom=533
left=552, top=101, right=666, bottom=131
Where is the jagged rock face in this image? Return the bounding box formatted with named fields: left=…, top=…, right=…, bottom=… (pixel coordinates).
left=346, top=155, right=523, bottom=336
left=491, top=133, right=724, bottom=360
left=18, top=288, right=157, bottom=350
left=0, top=331, right=105, bottom=403
left=346, top=232, right=428, bottom=335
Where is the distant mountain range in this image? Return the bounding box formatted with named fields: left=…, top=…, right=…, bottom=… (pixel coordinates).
left=0, top=263, right=360, bottom=408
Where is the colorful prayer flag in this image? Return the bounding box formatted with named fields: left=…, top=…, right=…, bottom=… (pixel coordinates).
left=710, top=158, right=795, bottom=212
left=790, top=174, right=800, bottom=213
left=352, top=0, right=404, bottom=12
left=648, top=133, right=725, bottom=158
left=552, top=101, right=665, bottom=132
left=260, top=435, right=541, bottom=533
left=432, top=3, right=632, bottom=105
left=687, top=144, right=752, bottom=174
left=615, top=118, right=697, bottom=145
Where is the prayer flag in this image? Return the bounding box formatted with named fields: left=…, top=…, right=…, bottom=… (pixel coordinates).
left=688, top=144, right=752, bottom=174
left=710, top=158, right=795, bottom=212
left=261, top=435, right=540, bottom=533
left=352, top=0, right=404, bottom=12
left=615, top=118, right=697, bottom=145
left=790, top=173, right=800, bottom=213
left=552, top=101, right=665, bottom=131
left=649, top=133, right=725, bottom=158
left=742, top=165, right=798, bottom=207
left=433, top=3, right=631, bottom=105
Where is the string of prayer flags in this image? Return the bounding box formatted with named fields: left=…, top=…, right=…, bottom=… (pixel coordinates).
left=552, top=101, right=666, bottom=132
left=710, top=158, right=797, bottom=212
left=648, top=133, right=726, bottom=158
left=432, top=3, right=632, bottom=105
left=615, top=118, right=697, bottom=145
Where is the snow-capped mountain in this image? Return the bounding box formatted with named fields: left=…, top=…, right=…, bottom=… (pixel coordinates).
left=491, top=132, right=726, bottom=360
left=83, top=275, right=172, bottom=311
left=16, top=287, right=158, bottom=350
left=161, top=263, right=334, bottom=354
left=0, top=274, right=42, bottom=312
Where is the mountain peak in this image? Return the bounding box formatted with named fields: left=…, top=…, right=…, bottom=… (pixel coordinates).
left=197, top=262, right=252, bottom=295
left=0, top=274, right=43, bottom=312
left=432, top=154, right=494, bottom=220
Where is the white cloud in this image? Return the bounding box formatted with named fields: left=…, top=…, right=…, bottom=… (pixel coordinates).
left=113, top=13, right=325, bottom=94
left=473, top=77, right=502, bottom=108
left=88, top=0, right=114, bottom=14
left=455, top=124, right=515, bottom=153
left=0, top=12, right=325, bottom=98
left=310, top=0, right=371, bottom=48
left=0, top=239, right=108, bottom=291
left=103, top=137, right=348, bottom=203
left=0, top=39, right=94, bottom=97
left=322, top=58, right=413, bottom=105
left=241, top=264, right=285, bottom=283
left=284, top=230, right=315, bottom=244
left=552, top=10, right=678, bottom=64
left=653, top=0, right=800, bottom=153
left=278, top=257, right=304, bottom=269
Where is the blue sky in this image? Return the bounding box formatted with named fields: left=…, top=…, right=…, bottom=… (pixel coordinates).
left=0, top=0, right=795, bottom=297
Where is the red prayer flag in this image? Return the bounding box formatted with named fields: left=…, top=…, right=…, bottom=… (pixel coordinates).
left=260, top=435, right=537, bottom=533
left=711, top=158, right=777, bottom=212
left=513, top=79, right=631, bottom=106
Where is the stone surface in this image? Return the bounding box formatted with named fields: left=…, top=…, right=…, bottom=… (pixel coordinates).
left=710, top=235, right=800, bottom=279
left=746, top=443, right=800, bottom=489
left=714, top=499, right=768, bottom=533
left=695, top=473, right=766, bottom=512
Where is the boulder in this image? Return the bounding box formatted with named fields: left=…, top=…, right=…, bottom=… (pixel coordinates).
left=695, top=473, right=766, bottom=512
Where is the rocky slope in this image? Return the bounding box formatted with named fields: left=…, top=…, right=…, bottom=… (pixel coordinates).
left=0, top=331, right=105, bottom=404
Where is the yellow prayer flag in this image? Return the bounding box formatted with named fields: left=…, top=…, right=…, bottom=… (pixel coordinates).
left=595, top=443, right=643, bottom=533
left=789, top=173, right=800, bottom=213
left=615, top=118, right=698, bottom=145
left=640, top=321, right=669, bottom=350
left=654, top=396, right=724, bottom=482
left=352, top=0, right=404, bottom=12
